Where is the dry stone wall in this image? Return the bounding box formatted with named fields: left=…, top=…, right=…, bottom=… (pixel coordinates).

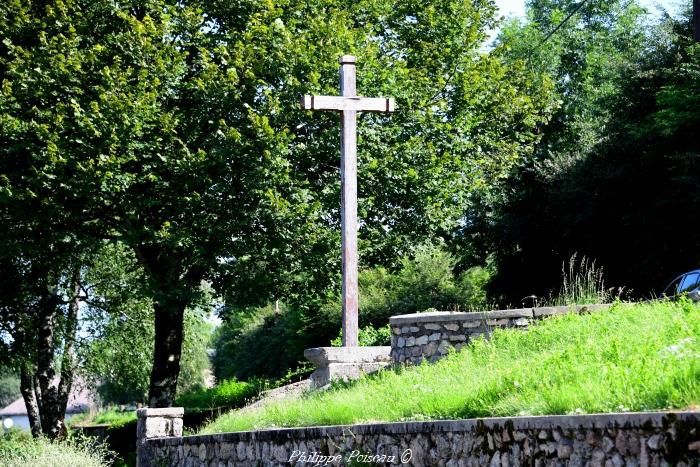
left=390, top=304, right=610, bottom=365
left=139, top=411, right=700, bottom=466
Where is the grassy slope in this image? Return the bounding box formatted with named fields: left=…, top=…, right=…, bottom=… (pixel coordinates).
left=201, top=301, right=700, bottom=434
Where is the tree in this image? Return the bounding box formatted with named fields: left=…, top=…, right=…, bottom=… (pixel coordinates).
left=466, top=3, right=700, bottom=303
left=2, top=0, right=552, bottom=407
left=80, top=243, right=213, bottom=404
left=0, top=234, right=84, bottom=438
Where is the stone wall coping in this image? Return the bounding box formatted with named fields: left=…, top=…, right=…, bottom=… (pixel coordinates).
left=147, top=411, right=698, bottom=448
left=137, top=407, right=184, bottom=418
left=304, top=346, right=391, bottom=365
left=390, top=304, right=611, bottom=325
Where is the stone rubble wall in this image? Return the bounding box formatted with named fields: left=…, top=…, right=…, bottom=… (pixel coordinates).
left=140, top=411, right=700, bottom=466
left=390, top=304, right=610, bottom=365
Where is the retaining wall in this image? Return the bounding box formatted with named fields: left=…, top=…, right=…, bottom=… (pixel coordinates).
left=390, top=304, right=610, bottom=365
left=138, top=410, right=700, bottom=466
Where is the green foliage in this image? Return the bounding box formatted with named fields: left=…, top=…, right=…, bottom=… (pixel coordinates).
left=0, top=367, right=20, bottom=407
left=80, top=243, right=214, bottom=404
left=331, top=325, right=392, bottom=347
left=174, top=379, right=265, bottom=412
left=1, top=0, right=552, bottom=405
left=359, top=243, right=492, bottom=323
left=214, top=243, right=491, bottom=380
left=212, top=301, right=332, bottom=382
left=273, top=362, right=316, bottom=388
left=467, top=7, right=700, bottom=304
left=0, top=428, right=113, bottom=467
left=201, top=301, right=700, bottom=433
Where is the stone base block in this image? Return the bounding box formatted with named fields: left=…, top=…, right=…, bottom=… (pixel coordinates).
left=310, top=362, right=389, bottom=388
left=304, top=346, right=391, bottom=388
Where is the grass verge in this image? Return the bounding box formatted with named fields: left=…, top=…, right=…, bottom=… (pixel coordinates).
left=201, top=300, right=700, bottom=434
left=68, top=408, right=136, bottom=428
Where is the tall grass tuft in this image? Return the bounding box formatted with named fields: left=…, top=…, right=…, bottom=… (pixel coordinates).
left=552, top=253, right=611, bottom=305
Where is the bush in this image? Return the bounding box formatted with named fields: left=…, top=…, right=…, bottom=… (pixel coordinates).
left=212, top=301, right=339, bottom=381
left=331, top=324, right=392, bottom=347
left=0, top=428, right=113, bottom=467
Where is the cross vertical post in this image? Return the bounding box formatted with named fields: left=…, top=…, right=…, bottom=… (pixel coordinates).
left=301, top=55, right=395, bottom=347
left=339, top=55, right=359, bottom=347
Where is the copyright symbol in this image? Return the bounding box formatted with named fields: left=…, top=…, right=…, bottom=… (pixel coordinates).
left=401, top=449, right=413, bottom=463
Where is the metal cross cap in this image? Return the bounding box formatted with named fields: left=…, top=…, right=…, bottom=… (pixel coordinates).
left=301, top=55, right=396, bottom=347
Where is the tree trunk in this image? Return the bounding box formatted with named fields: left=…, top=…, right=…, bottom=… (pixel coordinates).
left=57, top=273, right=80, bottom=421
left=694, top=0, right=700, bottom=42
left=19, top=365, right=42, bottom=438
left=148, top=299, right=186, bottom=407
left=36, top=293, right=65, bottom=438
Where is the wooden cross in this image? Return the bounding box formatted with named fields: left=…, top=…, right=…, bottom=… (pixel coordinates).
left=301, top=55, right=395, bottom=347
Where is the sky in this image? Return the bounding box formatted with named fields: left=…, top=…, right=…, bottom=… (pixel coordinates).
left=494, top=0, right=684, bottom=18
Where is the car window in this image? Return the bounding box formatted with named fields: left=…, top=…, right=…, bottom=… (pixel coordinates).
left=678, top=273, right=700, bottom=293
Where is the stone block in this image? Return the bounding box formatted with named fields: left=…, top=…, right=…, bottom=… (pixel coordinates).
left=425, top=341, right=438, bottom=356
left=462, top=321, right=482, bottom=328
left=513, top=318, right=530, bottom=327
left=304, top=346, right=391, bottom=365
left=309, top=362, right=389, bottom=388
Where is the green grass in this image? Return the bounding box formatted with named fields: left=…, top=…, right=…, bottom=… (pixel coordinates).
left=68, top=409, right=136, bottom=428
left=174, top=378, right=265, bottom=411
left=200, top=300, right=700, bottom=434
left=0, top=429, right=112, bottom=467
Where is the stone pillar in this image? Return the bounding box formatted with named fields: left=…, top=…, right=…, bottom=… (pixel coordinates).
left=136, top=407, right=184, bottom=467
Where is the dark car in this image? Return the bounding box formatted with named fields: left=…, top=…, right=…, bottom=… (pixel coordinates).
left=662, top=269, right=700, bottom=301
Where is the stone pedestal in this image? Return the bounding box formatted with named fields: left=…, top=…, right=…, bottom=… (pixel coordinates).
left=304, top=346, right=391, bottom=388
left=136, top=407, right=184, bottom=467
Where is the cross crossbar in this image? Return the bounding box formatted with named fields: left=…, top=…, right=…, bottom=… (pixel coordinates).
left=301, top=95, right=395, bottom=113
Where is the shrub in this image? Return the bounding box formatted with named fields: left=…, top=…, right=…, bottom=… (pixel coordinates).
left=331, top=324, right=392, bottom=347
